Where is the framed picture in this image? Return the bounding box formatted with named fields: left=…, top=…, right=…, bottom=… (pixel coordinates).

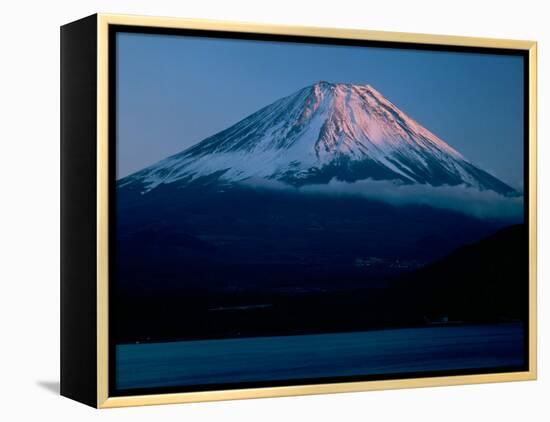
left=60, top=14, right=537, bottom=408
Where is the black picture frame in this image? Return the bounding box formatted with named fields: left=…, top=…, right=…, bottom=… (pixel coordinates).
left=61, top=13, right=537, bottom=408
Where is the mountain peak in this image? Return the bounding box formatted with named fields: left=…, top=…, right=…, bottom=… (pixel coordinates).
left=310, top=81, right=376, bottom=92
left=119, top=83, right=516, bottom=196
left=312, top=80, right=332, bottom=87
left=311, top=80, right=372, bottom=88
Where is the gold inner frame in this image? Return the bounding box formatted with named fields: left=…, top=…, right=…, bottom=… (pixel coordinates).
left=95, top=13, right=537, bottom=408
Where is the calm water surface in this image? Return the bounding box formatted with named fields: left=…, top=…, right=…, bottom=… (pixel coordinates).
left=116, top=323, right=524, bottom=390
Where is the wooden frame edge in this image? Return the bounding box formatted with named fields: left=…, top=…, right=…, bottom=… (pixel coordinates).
left=99, top=371, right=535, bottom=408
left=97, top=13, right=110, bottom=408
left=528, top=41, right=537, bottom=380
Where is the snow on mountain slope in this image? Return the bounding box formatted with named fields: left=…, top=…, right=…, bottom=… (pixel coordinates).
left=118, top=81, right=516, bottom=196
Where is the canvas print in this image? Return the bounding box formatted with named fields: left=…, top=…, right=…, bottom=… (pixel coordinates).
left=112, top=31, right=528, bottom=394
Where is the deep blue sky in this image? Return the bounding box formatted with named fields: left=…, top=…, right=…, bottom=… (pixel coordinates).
left=116, top=32, right=524, bottom=187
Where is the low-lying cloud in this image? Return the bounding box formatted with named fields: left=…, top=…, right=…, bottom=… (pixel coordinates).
left=240, top=177, right=524, bottom=221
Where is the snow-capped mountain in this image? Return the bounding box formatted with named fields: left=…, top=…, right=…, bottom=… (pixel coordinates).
left=119, top=81, right=515, bottom=195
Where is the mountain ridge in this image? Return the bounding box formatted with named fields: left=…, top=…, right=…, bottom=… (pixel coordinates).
left=119, top=81, right=516, bottom=196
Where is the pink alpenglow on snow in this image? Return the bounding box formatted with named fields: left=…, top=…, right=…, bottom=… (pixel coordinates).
left=120, top=82, right=516, bottom=196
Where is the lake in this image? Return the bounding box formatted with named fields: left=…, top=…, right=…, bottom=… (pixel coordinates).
left=116, top=323, right=524, bottom=390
